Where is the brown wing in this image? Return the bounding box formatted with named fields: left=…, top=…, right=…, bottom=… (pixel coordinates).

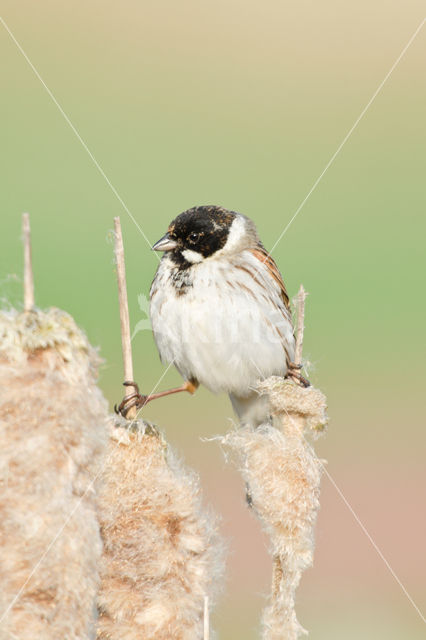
left=251, top=243, right=290, bottom=310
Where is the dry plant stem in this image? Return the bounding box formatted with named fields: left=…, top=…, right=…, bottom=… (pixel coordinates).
left=113, top=218, right=198, bottom=415
left=293, top=284, right=306, bottom=368
left=22, top=213, right=34, bottom=311
left=114, top=216, right=136, bottom=419
left=104, top=222, right=223, bottom=637
left=204, top=595, right=209, bottom=640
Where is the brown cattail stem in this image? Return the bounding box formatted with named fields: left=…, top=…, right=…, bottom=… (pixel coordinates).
left=22, top=213, right=34, bottom=311
left=293, top=284, right=306, bottom=368
left=114, top=217, right=136, bottom=419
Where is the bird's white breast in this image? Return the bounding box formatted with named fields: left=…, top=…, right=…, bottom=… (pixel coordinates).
left=150, top=252, right=294, bottom=396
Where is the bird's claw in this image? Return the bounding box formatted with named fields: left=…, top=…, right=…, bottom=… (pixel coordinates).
left=286, top=362, right=310, bottom=387
left=114, top=380, right=148, bottom=418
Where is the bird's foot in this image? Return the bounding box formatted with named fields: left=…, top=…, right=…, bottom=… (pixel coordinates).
left=114, top=381, right=148, bottom=418
left=286, top=362, right=310, bottom=387
left=114, top=379, right=200, bottom=418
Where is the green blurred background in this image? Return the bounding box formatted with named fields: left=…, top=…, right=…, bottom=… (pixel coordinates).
left=1, top=1, right=425, bottom=637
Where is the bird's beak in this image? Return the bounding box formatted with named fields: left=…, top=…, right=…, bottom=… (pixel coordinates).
left=152, top=233, right=178, bottom=252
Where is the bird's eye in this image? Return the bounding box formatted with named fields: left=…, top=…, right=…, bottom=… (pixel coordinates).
left=188, top=231, right=200, bottom=244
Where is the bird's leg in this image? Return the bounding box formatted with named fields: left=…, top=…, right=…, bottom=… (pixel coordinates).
left=145, top=378, right=199, bottom=403
left=286, top=362, right=310, bottom=387
left=115, top=379, right=199, bottom=418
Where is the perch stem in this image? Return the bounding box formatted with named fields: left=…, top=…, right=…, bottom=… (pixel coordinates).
left=271, top=555, right=283, bottom=599
left=22, top=213, right=35, bottom=311
left=293, top=284, right=306, bottom=367
left=204, top=595, right=209, bottom=640
left=114, top=217, right=137, bottom=419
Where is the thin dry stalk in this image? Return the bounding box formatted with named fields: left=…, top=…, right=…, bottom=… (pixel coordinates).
left=22, top=213, right=34, bottom=312
left=293, top=284, right=306, bottom=368
left=114, top=216, right=136, bottom=419
left=204, top=595, right=210, bottom=640
left=96, top=227, right=223, bottom=639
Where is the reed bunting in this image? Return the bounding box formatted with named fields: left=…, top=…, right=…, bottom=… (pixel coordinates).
left=118, top=205, right=307, bottom=427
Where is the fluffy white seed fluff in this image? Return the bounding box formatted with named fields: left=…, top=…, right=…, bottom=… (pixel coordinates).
left=96, top=419, right=224, bottom=640
left=0, top=308, right=108, bottom=640
left=221, top=377, right=328, bottom=640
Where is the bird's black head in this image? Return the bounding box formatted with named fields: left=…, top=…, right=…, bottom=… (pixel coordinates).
left=152, top=205, right=238, bottom=268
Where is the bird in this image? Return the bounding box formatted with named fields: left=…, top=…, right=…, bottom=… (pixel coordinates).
left=117, top=205, right=307, bottom=427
